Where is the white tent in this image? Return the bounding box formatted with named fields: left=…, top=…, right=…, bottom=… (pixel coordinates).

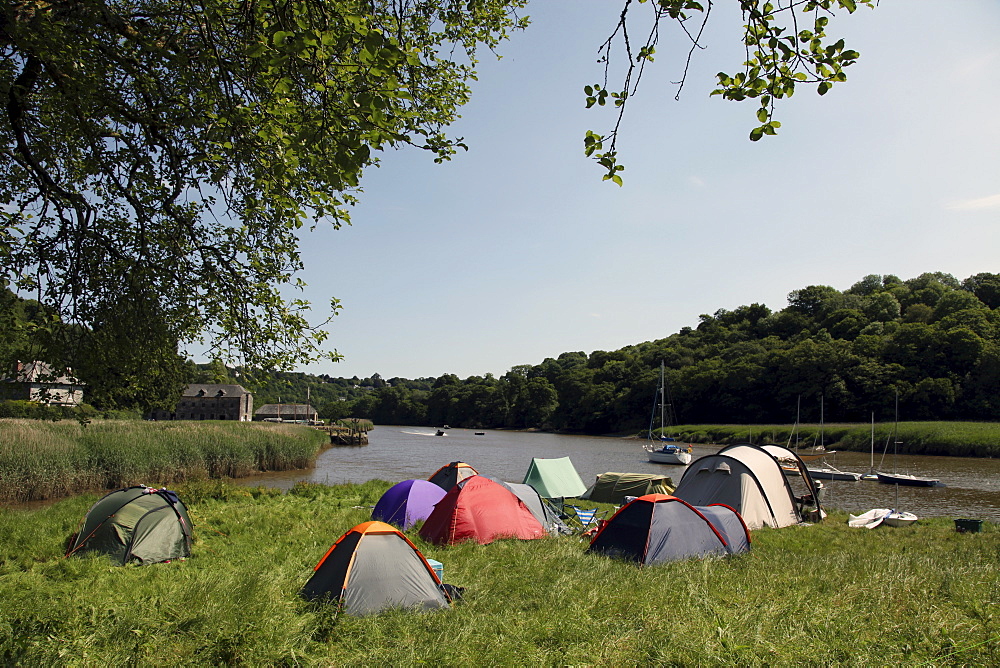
left=672, top=444, right=814, bottom=529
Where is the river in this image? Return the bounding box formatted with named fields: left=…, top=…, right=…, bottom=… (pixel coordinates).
left=239, top=426, right=1000, bottom=522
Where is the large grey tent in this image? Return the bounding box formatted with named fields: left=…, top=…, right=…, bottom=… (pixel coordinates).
left=301, top=521, right=450, bottom=616
left=521, top=456, right=587, bottom=499
left=581, top=472, right=675, bottom=504
left=66, top=486, right=192, bottom=565
left=672, top=443, right=818, bottom=529
left=587, top=494, right=751, bottom=564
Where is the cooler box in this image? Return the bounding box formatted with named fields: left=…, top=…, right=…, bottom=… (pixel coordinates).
left=426, top=558, right=444, bottom=581
left=954, top=518, right=983, bottom=533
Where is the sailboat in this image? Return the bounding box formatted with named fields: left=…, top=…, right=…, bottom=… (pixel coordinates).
left=804, top=395, right=861, bottom=481
left=790, top=395, right=837, bottom=462
left=850, top=409, right=919, bottom=528
left=644, top=362, right=692, bottom=465
left=875, top=392, right=941, bottom=487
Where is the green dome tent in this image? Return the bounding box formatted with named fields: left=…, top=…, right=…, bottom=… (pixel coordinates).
left=66, top=486, right=193, bottom=565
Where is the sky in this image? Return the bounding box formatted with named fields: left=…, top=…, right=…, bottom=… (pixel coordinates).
left=288, top=1, right=1000, bottom=381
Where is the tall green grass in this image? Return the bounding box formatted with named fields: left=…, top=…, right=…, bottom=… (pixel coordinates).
left=0, top=481, right=997, bottom=665
left=662, top=421, right=1000, bottom=457
left=0, top=420, right=328, bottom=503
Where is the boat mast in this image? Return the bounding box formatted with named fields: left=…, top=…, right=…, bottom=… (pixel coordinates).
left=870, top=413, right=875, bottom=472
left=893, top=389, right=899, bottom=475
left=819, top=394, right=824, bottom=449
left=659, top=360, right=665, bottom=439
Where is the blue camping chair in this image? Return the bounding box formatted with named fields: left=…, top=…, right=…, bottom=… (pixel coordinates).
left=566, top=505, right=605, bottom=533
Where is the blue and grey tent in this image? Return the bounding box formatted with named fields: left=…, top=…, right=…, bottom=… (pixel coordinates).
left=587, top=494, right=750, bottom=565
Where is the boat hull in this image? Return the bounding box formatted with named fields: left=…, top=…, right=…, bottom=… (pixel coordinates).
left=876, top=472, right=941, bottom=487
left=782, top=466, right=861, bottom=482
left=796, top=450, right=838, bottom=462
left=647, top=447, right=692, bottom=465
left=805, top=467, right=862, bottom=482
left=883, top=511, right=919, bottom=526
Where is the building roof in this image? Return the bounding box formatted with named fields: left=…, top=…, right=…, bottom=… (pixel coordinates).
left=183, top=383, right=251, bottom=398
left=255, top=403, right=317, bottom=416
left=1, top=361, right=82, bottom=386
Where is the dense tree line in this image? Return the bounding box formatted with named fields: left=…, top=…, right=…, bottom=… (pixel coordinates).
left=4, top=271, right=999, bottom=432
left=313, top=272, right=1000, bottom=433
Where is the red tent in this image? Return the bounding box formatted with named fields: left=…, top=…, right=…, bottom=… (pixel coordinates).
left=419, top=475, right=549, bottom=545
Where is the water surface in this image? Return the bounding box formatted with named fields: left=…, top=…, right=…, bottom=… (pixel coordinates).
left=241, top=427, right=1000, bottom=522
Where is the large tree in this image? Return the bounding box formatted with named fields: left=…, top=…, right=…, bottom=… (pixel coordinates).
left=1, top=0, right=872, bottom=406
left=1, top=0, right=527, bottom=378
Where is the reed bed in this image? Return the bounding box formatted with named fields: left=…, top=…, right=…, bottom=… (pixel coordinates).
left=667, top=421, right=1000, bottom=457
left=0, top=481, right=997, bottom=666
left=0, top=419, right=328, bottom=504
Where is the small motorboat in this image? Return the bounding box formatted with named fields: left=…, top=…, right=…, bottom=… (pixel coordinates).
left=435, top=429, right=446, bottom=436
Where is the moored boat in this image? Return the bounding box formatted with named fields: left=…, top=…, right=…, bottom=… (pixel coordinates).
left=804, top=466, right=861, bottom=482
left=643, top=362, right=692, bottom=465
left=780, top=462, right=861, bottom=482
left=648, top=441, right=693, bottom=465
left=875, top=471, right=941, bottom=487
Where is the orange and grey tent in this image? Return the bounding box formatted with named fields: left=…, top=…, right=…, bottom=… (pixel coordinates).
left=301, top=521, right=449, bottom=616
left=427, top=461, right=478, bottom=490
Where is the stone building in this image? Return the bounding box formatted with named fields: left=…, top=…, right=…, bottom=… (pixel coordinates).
left=151, top=383, right=254, bottom=421
left=0, top=361, right=84, bottom=405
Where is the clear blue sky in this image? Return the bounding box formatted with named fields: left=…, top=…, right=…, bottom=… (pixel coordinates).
left=291, top=1, right=1000, bottom=381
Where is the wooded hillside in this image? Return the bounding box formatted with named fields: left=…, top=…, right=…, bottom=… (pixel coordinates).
left=295, top=271, right=1000, bottom=433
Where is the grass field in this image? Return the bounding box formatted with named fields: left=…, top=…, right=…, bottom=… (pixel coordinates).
left=1, top=480, right=997, bottom=666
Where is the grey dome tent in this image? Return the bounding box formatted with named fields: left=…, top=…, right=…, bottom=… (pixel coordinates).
left=672, top=443, right=818, bottom=529
left=486, top=477, right=570, bottom=535
left=587, top=494, right=751, bottom=564
left=301, top=521, right=450, bottom=616
left=66, top=485, right=192, bottom=565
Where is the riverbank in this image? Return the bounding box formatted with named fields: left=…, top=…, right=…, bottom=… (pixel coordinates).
left=1, top=480, right=996, bottom=665
left=0, top=419, right=328, bottom=503
left=657, top=421, right=1000, bottom=458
